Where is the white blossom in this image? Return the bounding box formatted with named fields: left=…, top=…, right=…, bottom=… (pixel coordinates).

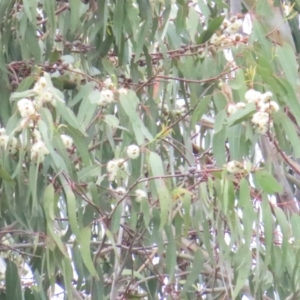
left=225, top=160, right=244, bottom=174
left=117, top=158, right=128, bottom=170
left=265, top=101, right=279, bottom=113
left=0, top=135, right=9, bottom=147
left=33, top=98, right=43, bottom=110
left=227, top=104, right=238, bottom=115
left=115, top=187, right=126, bottom=196
left=135, top=189, right=147, bottom=202
left=226, top=22, right=241, bottom=34
left=236, top=102, right=246, bottom=109
left=32, top=129, right=42, bottom=142
left=210, top=34, right=219, bottom=45
left=261, top=91, right=273, bottom=102
left=7, top=137, right=18, bottom=154
left=233, top=34, right=243, bottom=42
left=0, top=128, right=6, bottom=136
left=42, top=91, right=54, bottom=103
left=118, top=88, right=128, bottom=95
left=33, top=77, right=47, bottom=95
left=103, top=77, right=114, bottom=88
left=127, top=144, right=140, bottom=159
left=107, top=158, right=127, bottom=178
left=31, top=141, right=49, bottom=162
left=61, top=134, right=74, bottom=151
left=245, top=89, right=262, bottom=103
left=174, top=103, right=186, bottom=116
left=251, top=111, right=269, bottom=125
left=255, top=124, right=268, bottom=134
left=17, top=98, right=36, bottom=118
left=98, top=89, right=114, bottom=106
left=107, top=160, right=118, bottom=173
left=210, top=33, right=225, bottom=45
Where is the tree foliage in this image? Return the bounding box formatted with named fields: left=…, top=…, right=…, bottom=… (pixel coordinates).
left=1, top=0, right=300, bottom=299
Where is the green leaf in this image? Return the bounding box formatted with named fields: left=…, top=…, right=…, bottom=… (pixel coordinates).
left=78, top=165, right=102, bottom=181
left=134, top=18, right=152, bottom=61
left=25, top=22, right=41, bottom=62
left=262, top=193, right=274, bottom=266
left=239, top=179, right=255, bottom=247
left=5, top=261, right=23, bottom=300
left=276, top=112, right=300, bottom=158
left=148, top=151, right=170, bottom=228
left=165, top=225, right=176, bottom=278
left=276, top=43, right=297, bottom=88
left=104, top=114, right=120, bottom=127
left=16, top=76, right=36, bottom=92
left=227, top=103, right=256, bottom=126
left=213, top=125, right=227, bottom=166
left=43, top=184, right=68, bottom=256
left=69, top=0, right=80, bottom=33
left=291, top=214, right=300, bottom=247
left=232, top=247, right=252, bottom=299
left=79, top=227, right=99, bottom=278
left=190, top=96, right=210, bottom=128
left=120, top=91, right=153, bottom=144
left=55, top=97, right=86, bottom=135
left=276, top=78, right=300, bottom=126
left=181, top=250, right=203, bottom=294
left=214, top=109, right=227, bottom=133
left=113, top=1, right=125, bottom=48
left=65, top=188, right=80, bottom=238
left=197, top=16, right=225, bottom=44
left=274, top=206, right=289, bottom=269
left=254, top=170, right=283, bottom=194
left=0, top=166, right=14, bottom=183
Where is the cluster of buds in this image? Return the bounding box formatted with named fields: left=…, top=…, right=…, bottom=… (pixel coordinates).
left=0, top=128, right=18, bottom=155
left=224, top=160, right=245, bottom=174
left=158, top=102, right=169, bottom=116
left=209, top=15, right=244, bottom=47
left=97, top=77, right=115, bottom=106
left=43, top=60, right=69, bottom=76
left=63, top=39, right=94, bottom=54
left=174, top=103, right=187, bottom=117
left=33, top=76, right=56, bottom=107
left=17, top=98, right=36, bottom=118
left=245, top=89, right=279, bottom=134
left=106, top=158, right=128, bottom=181
left=158, top=101, right=187, bottom=120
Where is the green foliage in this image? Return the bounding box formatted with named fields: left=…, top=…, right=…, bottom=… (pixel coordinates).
left=1, top=1, right=300, bottom=300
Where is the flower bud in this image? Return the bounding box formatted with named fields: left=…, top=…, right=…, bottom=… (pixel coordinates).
left=135, top=189, right=147, bottom=203
left=61, top=134, right=74, bottom=151
left=245, top=89, right=262, bottom=103
left=98, top=89, right=114, bottom=106
left=31, top=141, right=49, bottom=162
left=17, top=98, right=36, bottom=118
left=225, top=160, right=244, bottom=174
left=126, top=144, right=140, bottom=159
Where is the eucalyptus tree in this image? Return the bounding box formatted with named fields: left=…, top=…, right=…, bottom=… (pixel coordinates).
left=1, top=1, right=300, bottom=300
